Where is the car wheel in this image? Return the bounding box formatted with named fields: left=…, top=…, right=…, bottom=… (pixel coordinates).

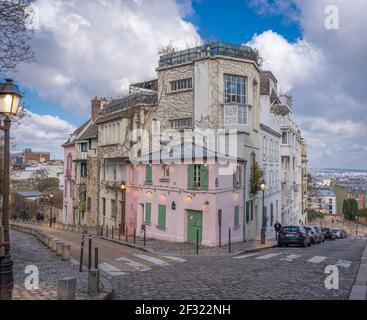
left=278, top=242, right=282, bottom=248
left=308, top=241, right=311, bottom=246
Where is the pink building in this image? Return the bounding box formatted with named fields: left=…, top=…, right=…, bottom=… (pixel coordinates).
left=125, top=144, right=246, bottom=246
left=62, top=140, right=76, bottom=224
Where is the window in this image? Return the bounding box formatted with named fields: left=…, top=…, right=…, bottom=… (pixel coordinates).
left=81, top=162, right=87, bottom=177
left=87, top=197, right=91, bottom=211
left=224, top=104, right=248, bottom=125
left=162, top=165, right=170, bottom=178
left=188, top=164, right=208, bottom=190
left=146, top=165, right=152, bottom=183
left=81, top=143, right=88, bottom=152
left=102, top=198, right=106, bottom=216
left=233, top=166, right=242, bottom=188
left=170, top=78, right=192, bottom=92
left=282, top=132, right=288, bottom=145
left=224, top=74, right=246, bottom=104
left=157, top=204, right=166, bottom=229
left=145, top=203, right=151, bottom=224
left=111, top=200, right=116, bottom=218
left=170, top=118, right=192, bottom=129
left=234, top=205, right=240, bottom=228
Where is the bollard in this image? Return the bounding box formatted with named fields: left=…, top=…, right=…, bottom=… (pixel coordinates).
left=126, top=227, right=128, bottom=243
left=57, top=277, right=76, bottom=300
left=79, top=235, right=85, bottom=272
left=94, top=247, right=99, bottom=269
left=119, top=227, right=121, bottom=241
left=106, top=225, right=108, bottom=238
left=228, top=228, right=231, bottom=254
left=0, top=226, right=5, bottom=257
left=88, top=235, right=92, bottom=271
left=56, top=242, right=63, bottom=256
left=51, top=238, right=58, bottom=252
left=134, top=228, right=136, bottom=244
left=88, top=269, right=100, bottom=295
left=62, top=244, right=71, bottom=261
left=144, top=229, right=146, bottom=247
left=196, top=228, right=199, bottom=255
left=112, top=226, right=114, bottom=239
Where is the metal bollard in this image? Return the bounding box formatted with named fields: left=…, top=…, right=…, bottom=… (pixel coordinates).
left=106, top=225, right=108, bottom=238
left=126, top=227, right=128, bottom=243
left=134, top=228, right=136, bottom=244
left=119, top=227, right=121, bottom=241
left=79, top=235, right=85, bottom=272
left=229, top=228, right=231, bottom=254
left=88, top=235, right=92, bottom=271
left=94, top=247, right=99, bottom=269
left=112, top=226, right=114, bottom=239
left=144, top=229, right=146, bottom=247
left=196, top=228, right=199, bottom=255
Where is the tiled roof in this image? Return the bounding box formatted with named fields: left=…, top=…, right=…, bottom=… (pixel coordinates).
left=77, top=124, right=98, bottom=141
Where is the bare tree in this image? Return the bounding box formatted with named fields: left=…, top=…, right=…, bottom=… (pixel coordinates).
left=0, top=0, right=35, bottom=73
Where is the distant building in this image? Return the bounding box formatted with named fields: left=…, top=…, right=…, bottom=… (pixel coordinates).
left=23, top=148, right=50, bottom=164
left=308, top=189, right=336, bottom=215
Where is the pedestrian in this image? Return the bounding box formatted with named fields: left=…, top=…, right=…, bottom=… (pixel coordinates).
left=274, top=221, right=282, bottom=240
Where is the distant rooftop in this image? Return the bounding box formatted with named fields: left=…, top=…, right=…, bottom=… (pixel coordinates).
left=159, top=41, right=257, bottom=68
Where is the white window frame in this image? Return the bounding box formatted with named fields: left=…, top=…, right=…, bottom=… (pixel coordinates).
left=170, top=78, right=192, bottom=92
left=224, top=104, right=248, bottom=125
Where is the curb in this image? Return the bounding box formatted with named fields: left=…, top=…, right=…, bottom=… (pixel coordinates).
left=99, top=236, right=277, bottom=257
left=349, top=239, right=367, bottom=300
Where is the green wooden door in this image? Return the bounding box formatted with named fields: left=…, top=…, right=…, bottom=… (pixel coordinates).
left=187, top=210, right=202, bottom=243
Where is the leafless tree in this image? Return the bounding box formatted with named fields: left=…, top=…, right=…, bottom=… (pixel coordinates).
left=0, top=0, right=35, bottom=74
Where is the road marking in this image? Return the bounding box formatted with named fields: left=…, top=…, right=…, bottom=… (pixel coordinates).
left=255, top=253, right=283, bottom=260
left=116, top=256, right=151, bottom=271
left=335, top=259, right=352, bottom=268
left=307, top=256, right=327, bottom=264
left=160, top=256, right=186, bottom=263
left=234, top=252, right=264, bottom=259
left=98, top=262, right=126, bottom=276
left=134, top=254, right=169, bottom=266
left=280, top=254, right=302, bottom=262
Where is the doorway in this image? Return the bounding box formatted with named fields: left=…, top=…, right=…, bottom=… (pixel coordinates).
left=187, top=210, right=202, bottom=243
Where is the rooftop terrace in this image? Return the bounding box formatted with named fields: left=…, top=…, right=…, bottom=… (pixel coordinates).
left=159, top=41, right=257, bottom=67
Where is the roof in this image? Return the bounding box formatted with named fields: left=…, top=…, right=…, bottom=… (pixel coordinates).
left=16, top=191, right=44, bottom=198
left=137, top=143, right=246, bottom=164
left=62, top=120, right=90, bottom=147
left=77, top=124, right=98, bottom=140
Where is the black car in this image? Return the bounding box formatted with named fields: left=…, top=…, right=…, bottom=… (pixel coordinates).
left=278, top=226, right=311, bottom=247
left=321, top=227, right=336, bottom=240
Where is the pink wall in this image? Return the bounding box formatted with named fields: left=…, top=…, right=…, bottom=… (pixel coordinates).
left=63, top=143, right=76, bottom=224
left=125, top=162, right=245, bottom=246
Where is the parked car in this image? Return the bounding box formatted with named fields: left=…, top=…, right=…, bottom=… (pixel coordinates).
left=321, top=227, right=336, bottom=240
left=331, top=228, right=342, bottom=239
left=278, top=226, right=311, bottom=247
left=340, top=229, right=348, bottom=238
left=313, top=226, right=325, bottom=243
left=304, top=226, right=318, bottom=244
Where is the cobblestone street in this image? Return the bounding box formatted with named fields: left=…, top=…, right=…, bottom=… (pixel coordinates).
left=112, top=237, right=367, bottom=300
left=11, top=230, right=89, bottom=300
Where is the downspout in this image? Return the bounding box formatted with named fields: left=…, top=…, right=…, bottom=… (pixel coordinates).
left=243, top=161, right=247, bottom=242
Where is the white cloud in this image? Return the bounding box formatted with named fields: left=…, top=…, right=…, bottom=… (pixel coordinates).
left=246, top=30, right=324, bottom=93
left=12, top=110, right=75, bottom=159
left=17, top=0, right=201, bottom=114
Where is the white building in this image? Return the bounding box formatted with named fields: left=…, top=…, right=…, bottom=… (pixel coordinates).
left=308, top=189, right=337, bottom=215
left=259, top=71, right=282, bottom=239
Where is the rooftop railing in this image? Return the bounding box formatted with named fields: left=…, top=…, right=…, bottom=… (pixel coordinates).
left=104, top=92, right=158, bottom=114
left=159, top=41, right=257, bottom=67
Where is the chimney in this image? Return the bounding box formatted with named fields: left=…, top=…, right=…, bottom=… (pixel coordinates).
left=91, top=97, right=107, bottom=122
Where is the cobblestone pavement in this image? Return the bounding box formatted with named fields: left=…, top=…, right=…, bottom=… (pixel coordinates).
left=112, top=237, right=367, bottom=300
left=11, top=230, right=89, bottom=300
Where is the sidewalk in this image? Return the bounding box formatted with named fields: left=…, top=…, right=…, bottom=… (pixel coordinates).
left=101, top=234, right=278, bottom=257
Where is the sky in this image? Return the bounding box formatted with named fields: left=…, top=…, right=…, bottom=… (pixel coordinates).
left=2, top=0, right=367, bottom=169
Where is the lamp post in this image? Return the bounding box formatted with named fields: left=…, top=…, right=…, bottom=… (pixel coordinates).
left=260, top=179, right=267, bottom=245
left=49, top=192, right=54, bottom=228
left=120, top=182, right=126, bottom=234
left=0, top=78, right=22, bottom=300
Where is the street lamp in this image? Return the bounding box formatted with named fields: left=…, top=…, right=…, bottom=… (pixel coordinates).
left=0, top=78, right=22, bottom=300
left=260, top=179, right=267, bottom=245
left=49, top=192, right=54, bottom=228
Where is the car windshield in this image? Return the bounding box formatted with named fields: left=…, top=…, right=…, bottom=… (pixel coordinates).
left=332, top=229, right=337, bottom=233
left=282, top=226, right=299, bottom=233
left=304, top=227, right=311, bottom=231
left=321, top=228, right=329, bottom=231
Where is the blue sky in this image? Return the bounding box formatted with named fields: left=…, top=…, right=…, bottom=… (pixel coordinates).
left=5, top=0, right=367, bottom=169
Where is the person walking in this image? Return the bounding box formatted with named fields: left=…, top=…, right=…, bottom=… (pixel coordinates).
left=274, top=221, right=282, bottom=241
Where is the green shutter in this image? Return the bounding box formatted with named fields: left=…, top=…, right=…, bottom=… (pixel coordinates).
left=233, top=173, right=237, bottom=188
left=234, top=205, right=240, bottom=227
left=158, top=204, right=166, bottom=229
left=200, top=165, right=209, bottom=190
left=246, top=201, right=250, bottom=223
left=188, top=164, right=194, bottom=189
left=145, top=202, right=151, bottom=224
left=250, top=200, right=254, bottom=221
left=146, top=165, right=152, bottom=183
